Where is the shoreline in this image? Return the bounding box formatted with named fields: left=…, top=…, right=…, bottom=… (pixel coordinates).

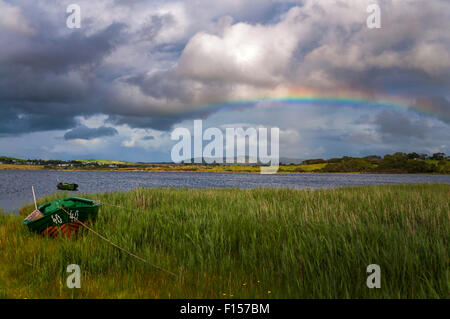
left=0, top=165, right=449, bottom=175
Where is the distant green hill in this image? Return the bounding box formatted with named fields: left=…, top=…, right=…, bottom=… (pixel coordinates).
left=0, top=156, right=27, bottom=162
left=78, top=159, right=131, bottom=165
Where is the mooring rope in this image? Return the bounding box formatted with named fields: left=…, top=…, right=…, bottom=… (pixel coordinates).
left=59, top=206, right=179, bottom=278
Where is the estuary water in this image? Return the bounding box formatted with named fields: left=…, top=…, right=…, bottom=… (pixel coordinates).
left=1, top=169, right=449, bottom=213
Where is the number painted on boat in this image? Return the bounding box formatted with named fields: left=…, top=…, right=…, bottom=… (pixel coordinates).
left=51, top=214, right=63, bottom=225
left=68, top=210, right=79, bottom=221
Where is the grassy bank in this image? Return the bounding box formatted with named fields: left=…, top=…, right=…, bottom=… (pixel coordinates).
left=0, top=184, right=448, bottom=298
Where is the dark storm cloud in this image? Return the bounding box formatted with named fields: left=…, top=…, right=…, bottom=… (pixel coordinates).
left=0, top=107, right=77, bottom=136
left=0, top=17, right=127, bottom=135
left=374, top=110, right=430, bottom=139
left=107, top=114, right=187, bottom=131
left=64, top=125, right=118, bottom=140
left=412, top=97, right=450, bottom=124
left=125, top=70, right=192, bottom=101
left=142, top=135, right=155, bottom=140
left=316, top=67, right=450, bottom=124
left=106, top=105, right=216, bottom=131
left=4, top=23, right=125, bottom=73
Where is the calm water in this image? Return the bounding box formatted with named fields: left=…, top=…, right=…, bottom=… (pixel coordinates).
left=1, top=170, right=449, bottom=213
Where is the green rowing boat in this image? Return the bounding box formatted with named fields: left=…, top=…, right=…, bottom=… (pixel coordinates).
left=23, top=197, right=101, bottom=237
left=57, top=182, right=78, bottom=191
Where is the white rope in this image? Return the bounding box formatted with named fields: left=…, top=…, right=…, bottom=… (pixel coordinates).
left=60, top=206, right=179, bottom=278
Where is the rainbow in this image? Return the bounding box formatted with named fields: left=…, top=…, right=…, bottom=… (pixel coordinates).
left=186, top=88, right=435, bottom=118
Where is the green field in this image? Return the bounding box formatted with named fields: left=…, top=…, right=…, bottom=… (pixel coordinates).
left=0, top=184, right=448, bottom=298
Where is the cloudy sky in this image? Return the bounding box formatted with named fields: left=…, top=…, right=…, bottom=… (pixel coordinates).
left=0, top=0, right=449, bottom=162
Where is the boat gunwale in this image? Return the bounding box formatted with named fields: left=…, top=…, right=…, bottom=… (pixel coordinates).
left=24, top=197, right=101, bottom=227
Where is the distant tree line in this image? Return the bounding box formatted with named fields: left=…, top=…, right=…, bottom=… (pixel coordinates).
left=312, top=152, right=450, bottom=173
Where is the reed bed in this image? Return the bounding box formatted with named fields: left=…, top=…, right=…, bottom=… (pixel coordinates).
left=0, top=184, right=448, bottom=298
